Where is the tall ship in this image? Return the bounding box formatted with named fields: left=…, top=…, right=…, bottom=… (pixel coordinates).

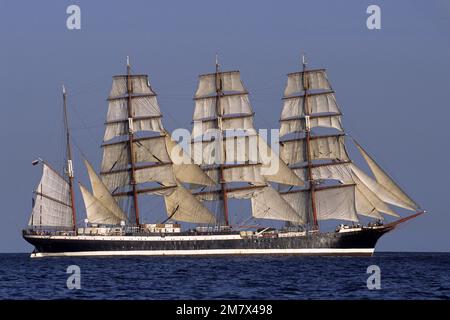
left=23, top=56, right=424, bottom=257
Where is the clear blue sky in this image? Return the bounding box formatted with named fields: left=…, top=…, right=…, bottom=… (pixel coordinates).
left=1, top=0, right=449, bottom=252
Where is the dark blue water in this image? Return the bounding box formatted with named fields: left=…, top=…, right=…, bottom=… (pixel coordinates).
left=0, top=253, right=449, bottom=299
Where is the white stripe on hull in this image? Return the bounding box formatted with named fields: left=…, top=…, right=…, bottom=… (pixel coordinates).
left=31, top=248, right=375, bottom=258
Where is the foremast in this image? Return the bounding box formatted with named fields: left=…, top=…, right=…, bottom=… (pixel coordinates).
left=279, top=55, right=423, bottom=225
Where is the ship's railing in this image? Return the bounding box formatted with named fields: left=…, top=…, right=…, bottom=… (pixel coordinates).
left=23, top=228, right=76, bottom=236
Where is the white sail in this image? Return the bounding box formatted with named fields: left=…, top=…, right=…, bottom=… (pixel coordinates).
left=84, top=159, right=128, bottom=222
left=101, top=136, right=171, bottom=172
left=251, top=186, right=305, bottom=224
left=354, top=188, right=383, bottom=220
left=350, top=164, right=415, bottom=211
left=280, top=191, right=310, bottom=224
left=280, top=92, right=340, bottom=120
left=101, top=165, right=176, bottom=193
left=164, top=134, right=215, bottom=186
left=280, top=135, right=349, bottom=165
left=204, top=165, right=266, bottom=185
left=105, top=80, right=164, bottom=142
left=284, top=70, right=331, bottom=97
left=135, top=164, right=177, bottom=185
left=164, top=186, right=216, bottom=224
left=312, top=162, right=353, bottom=183
left=192, top=116, right=255, bottom=138
left=352, top=172, right=399, bottom=217
left=104, top=117, right=163, bottom=142
left=192, top=134, right=303, bottom=186
left=310, top=135, right=349, bottom=162
left=79, top=184, right=124, bottom=225
left=195, top=71, right=246, bottom=98
left=106, top=96, right=162, bottom=122
left=315, top=185, right=359, bottom=222
left=257, top=135, right=304, bottom=186
left=109, top=75, right=155, bottom=98
left=193, top=94, right=253, bottom=120
left=280, top=115, right=343, bottom=137
left=355, top=142, right=420, bottom=211
left=29, top=163, right=73, bottom=228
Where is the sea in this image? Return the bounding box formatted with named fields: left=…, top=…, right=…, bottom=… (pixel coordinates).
left=0, top=252, right=449, bottom=300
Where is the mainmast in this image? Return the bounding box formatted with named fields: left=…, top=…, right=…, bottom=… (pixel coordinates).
left=125, top=56, right=141, bottom=226
left=214, top=55, right=230, bottom=226
left=301, top=55, right=319, bottom=231
left=62, top=85, right=77, bottom=232
left=191, top=59, right=305, bottom=227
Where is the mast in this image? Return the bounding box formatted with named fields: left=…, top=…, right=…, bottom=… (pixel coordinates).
left=125, top=56, right=141, bottom=226
left=62, top=85, right=77, bottom=232
left=214, top=55, right=230, bottom=226
left=301, top=55, right=319, bottom=231
left=192, top=61, right=305, bottom=226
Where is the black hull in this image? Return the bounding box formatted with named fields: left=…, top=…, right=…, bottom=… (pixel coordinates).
left=23, top=227, right=392, bottom=257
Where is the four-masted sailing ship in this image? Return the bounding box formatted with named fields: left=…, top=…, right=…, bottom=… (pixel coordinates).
left=23, top=56, right=424, bottom=258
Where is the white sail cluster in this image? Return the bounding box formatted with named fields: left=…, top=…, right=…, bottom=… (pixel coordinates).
left=29, top=163, right=73, bottom=228
left=191, top=69, right=306, bottom=224
left=79, top=71, right=217, bottom=225
left=28, top=63, right=419, bottom=230
left=278, top=68, right=419, bottom=224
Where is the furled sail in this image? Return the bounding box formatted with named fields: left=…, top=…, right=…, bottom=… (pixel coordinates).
left=29, top=163, right=73, bottom=228
left=354, top=141, right=420, bottom=211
